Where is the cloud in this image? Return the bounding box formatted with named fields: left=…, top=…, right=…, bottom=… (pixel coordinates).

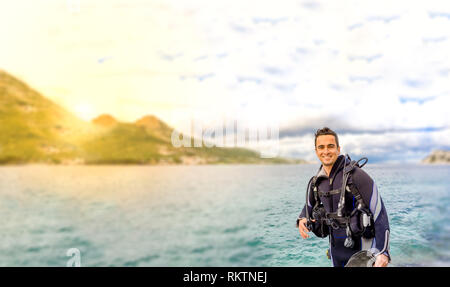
left=338, top=129, right=450, bottom=163
left=439, top=68, right=450, bottom=77
left=180, top=73, right=215, bottom=82
left=422, top=36, right=447, bottom=44
left=230, top=23, right=251, bottom=33
left=279, top=118, right=448, bottom=139
left=314, top=39, right=325, bottom=46
left=403, top=78, right=429, bottom=88
left=348, top=23, right=364, bottom=31
left=348, top=54, right=383, bottom=63
left=301, top=1, right=321, bottom=10
left=252, top=17, right=288, bottom=25
left=236, top=76, right=264, bottom=85
left=329, top=83, right=345, bottom=91
left=97, top=56, right=112, bottom=64
left=263, top=66, right=285, bottom=75
left=399, top=96, right=437, bottom=105
left=216, top=53, right=228, bottom=58
left=159, top=52, right=183, bottom=61
left=197, top=73, right=215, bottom=81
left=429, top=12, right=450, bottom=19
left=366, top=15, right=400, bottom=23
left=277, top=128, right=450, bottom=163
left=194, top=55, right=209, bottom=61
left=348, top=75, right=382, bottom=84
left=278, top=116, right=352, bottom=138
left=295, top=47, right=310, bottom=54
left=273, top=83, right=296, bottom=92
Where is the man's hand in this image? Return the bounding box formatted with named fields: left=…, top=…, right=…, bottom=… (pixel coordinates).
left=373, top=254, right=389, bottom=267
left=298, top=218, right=313, bottom=239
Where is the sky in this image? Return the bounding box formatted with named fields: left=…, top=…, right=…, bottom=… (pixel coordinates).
left=1, top=0, right=449, bottom=162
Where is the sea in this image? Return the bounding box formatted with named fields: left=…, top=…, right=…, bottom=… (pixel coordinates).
left=0, top=164, right=448, bottom=267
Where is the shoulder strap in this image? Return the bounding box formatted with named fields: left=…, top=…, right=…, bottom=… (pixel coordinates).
left=311, top=176, right=319, bottom=207
left=346, top=163, right=371, bottom=211
left=338, top=155, right=367, bottom=216
left=347, top=179, right=366, bottom=210
left=344, top=156, right=368, bottom=174
left=305, top=176, right=317, bottom=223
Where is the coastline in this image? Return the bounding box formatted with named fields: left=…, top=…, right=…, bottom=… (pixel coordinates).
left=0, top=160, right=313, bottom=167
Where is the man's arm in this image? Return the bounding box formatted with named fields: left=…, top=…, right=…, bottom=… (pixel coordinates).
left=352, top=168, right=391, bottom=262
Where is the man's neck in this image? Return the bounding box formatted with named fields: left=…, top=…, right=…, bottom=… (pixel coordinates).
left=323, top=165, right=333, bottom=177
left=320, top=155, right=343, bottom=178
left=323, top=157, right=340, bottom=177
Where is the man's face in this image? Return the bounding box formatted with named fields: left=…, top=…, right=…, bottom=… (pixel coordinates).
left=315, top=135, right=341, bottom=167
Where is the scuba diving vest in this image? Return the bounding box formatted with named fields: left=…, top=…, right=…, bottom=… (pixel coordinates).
left=305, top=155, right=375, bottom=248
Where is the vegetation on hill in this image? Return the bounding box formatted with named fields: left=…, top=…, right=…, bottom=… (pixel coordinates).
left=0, top=70, right=305, bottom=165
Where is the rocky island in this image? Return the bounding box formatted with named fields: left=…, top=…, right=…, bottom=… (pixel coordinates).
left=422, top=150, right=450, bottom=164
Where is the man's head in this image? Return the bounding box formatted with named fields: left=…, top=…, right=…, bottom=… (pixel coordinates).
left=314, top=127, right=340, bottom=167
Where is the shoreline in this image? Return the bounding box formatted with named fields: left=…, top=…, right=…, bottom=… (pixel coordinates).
left=0, top=161, right=315, bottom=167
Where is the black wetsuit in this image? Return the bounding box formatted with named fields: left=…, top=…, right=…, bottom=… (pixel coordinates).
left=298, top=155, right=391, bottom=267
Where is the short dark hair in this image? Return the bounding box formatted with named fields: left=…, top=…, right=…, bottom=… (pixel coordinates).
left=315, top=127, right=339, bottom=148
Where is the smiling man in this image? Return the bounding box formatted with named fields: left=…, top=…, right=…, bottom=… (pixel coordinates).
left=296, top=127, right=391, bottom=267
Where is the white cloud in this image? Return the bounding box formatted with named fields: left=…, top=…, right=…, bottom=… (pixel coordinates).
left=276, top=128, right=450, bottom=163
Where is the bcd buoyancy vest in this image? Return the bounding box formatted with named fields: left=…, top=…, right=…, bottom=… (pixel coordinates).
left=305, top=155, right=375, bottom=248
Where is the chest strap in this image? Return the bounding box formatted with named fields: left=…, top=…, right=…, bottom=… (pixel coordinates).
left=324, top=212, right=351, bottom=229
left=318, top=188, right=344, bottom=198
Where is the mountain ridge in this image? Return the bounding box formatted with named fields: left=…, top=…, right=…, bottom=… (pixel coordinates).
left=0, top=70, right=306, bottom=165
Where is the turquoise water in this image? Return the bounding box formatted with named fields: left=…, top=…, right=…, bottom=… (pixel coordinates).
left=0, top=164, right=448, bottom=266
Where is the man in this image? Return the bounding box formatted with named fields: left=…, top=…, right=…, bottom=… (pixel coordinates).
left=297, top=127, right=391, bottom=267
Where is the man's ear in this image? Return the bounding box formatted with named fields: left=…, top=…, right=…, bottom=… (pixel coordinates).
left=337, top=146, right=341, bottom=153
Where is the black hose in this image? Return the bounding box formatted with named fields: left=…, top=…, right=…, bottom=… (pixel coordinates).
left=305, top=176, right=314, bottom=230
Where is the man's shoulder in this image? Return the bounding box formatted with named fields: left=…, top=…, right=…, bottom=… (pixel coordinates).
left=350, top=165, right=374, bottom=185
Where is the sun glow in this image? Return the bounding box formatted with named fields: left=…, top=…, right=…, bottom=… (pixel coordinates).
left=73, top=103, right=96, bottom=121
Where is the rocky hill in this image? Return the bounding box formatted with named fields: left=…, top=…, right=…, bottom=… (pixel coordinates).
left=0, top=70, right=305, bottom=165
left=0, top=70, right=92, bottom=164
left=422, top=150, right=450, bottom=164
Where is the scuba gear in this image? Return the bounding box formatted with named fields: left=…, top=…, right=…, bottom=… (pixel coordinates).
left=305, top=154, right=374, bottom=247
left=345, top=249, right=377, bottom=267
left=311, top=205, right=330, bottom=238
left=336, top=156, right=368, bottom=217
left=298, top=153, right=391, bottom=266
left=344, top=226, right=355, bottom=248
left=349, top=206, right=375, bottom=238
left=305, top=177, right=329, bottom=238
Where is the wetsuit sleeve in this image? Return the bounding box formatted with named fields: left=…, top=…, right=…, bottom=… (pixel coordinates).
left=352, top=168, right=391, bottom=261
left=296, top=178, right=316, bottom=227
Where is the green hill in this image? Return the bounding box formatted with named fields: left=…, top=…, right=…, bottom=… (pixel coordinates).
left=81, top=117, right=169, bottom=164
left=0, top=70, right=91, bottom=164
left=81, top=114, right=301, bottom=165
left=0, top=70, right=305, bottom=165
